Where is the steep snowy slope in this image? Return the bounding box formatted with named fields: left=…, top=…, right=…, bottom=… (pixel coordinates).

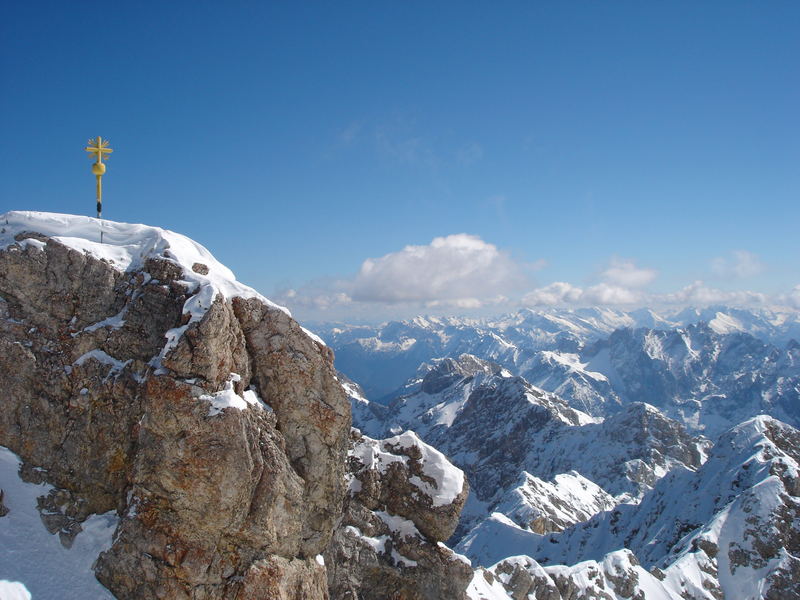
left=491, top=471, right=616, bottom=535
left=355, top=355, right=707, bottom=501
left=459, top=416, right=800, bottom=599
left=517, top=349, right=623, bottom=416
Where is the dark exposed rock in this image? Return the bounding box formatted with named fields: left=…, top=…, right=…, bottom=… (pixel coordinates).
left=36, top=487, right=91, bottom=548
left=191, top=262, right=209, bottom=275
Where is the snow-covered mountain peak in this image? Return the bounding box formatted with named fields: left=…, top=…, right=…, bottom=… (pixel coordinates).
left=708, top=311, right=746, bottom=334
left=714, top=415, right=800, bottom=485
left=0, top=211, right=294, bottom=346
left=420, top=354, right=504, bottom=394
left=2, top=211, right=283, bottom=312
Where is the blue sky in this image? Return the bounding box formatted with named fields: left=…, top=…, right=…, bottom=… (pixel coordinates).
left=2, top=2, right=798, bottom=321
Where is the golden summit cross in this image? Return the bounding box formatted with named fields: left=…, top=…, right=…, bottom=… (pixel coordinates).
left=85, top=136, right=113, bottom=217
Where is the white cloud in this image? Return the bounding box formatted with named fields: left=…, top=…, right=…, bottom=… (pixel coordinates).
left=351, top=234, right=529, bottom=304
left=601, top=258, right=657, bottom=288
left=711, top=250, right=764, bottom=279
left=273, top=246, right=790, bottom=320
left=521, top=257, right=654, bottom=307
left=522, top=281, right=642, bottom=306
left=271, top=234, right=534, bottom=317
left=272, top=285, right=352, bottom=312
left=583, top=283, right=643, bottom=304
left=657, top=281, right=767, bottom=306
left=780, top=285, right=800, bottom=309
left=425, top=297, right=483, bottom=309
left=522, top=282, right=583, bottom=306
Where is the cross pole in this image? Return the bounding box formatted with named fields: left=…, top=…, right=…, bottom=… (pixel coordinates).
left=85, top=136, right=113, bottom=242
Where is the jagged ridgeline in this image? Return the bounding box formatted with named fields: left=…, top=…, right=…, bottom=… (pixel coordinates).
left=0, top=211, right=472, bottom=599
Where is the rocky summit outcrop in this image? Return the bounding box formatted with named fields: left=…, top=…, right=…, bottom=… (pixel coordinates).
left=324, top=429, right=473, bottom=600
left=0, top=212, right=353, bottom=599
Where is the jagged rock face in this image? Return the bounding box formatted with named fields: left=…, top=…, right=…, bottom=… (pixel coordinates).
left=420, top=355, right=500, bottom=395
left=0, top=240, right=175, bottom=515
left=233, top=297, right=350, bottom=553
left=347, top=430, right=469, bottom=542
left=324, top=430, right=473, bottom=600
left=0, top=223, right=350, bottom=599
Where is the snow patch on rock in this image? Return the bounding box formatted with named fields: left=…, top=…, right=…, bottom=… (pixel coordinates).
left=201, top=373, right=269, bottom=416
left=384, top=431, right=465, bottom=507
left=0, top=211, right=295, bottom=355
left=0, top=446, right=118, bottom=599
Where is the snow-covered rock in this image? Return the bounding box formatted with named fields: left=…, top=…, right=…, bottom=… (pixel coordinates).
left=325, top=429, right=473, bottom=599
left=0, top=211, right=349, bottom=599
left=467, top=550, right=675, bottom=600
left=580, top=323, right=800, bottom=436
left=351, top=354, right=709, bottom=557
left=493, top=471, right=617, bottom=534
left=356, top=355, right=706, bottom=500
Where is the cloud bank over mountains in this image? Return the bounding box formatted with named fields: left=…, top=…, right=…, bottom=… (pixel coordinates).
left=350, top=234, right=530, bottom=304
left=273, top=234, right=798, bottom=319
left=600, top=258, right=657, bottom=288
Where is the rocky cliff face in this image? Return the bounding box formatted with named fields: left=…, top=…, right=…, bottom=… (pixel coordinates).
left=0, top=212, right=471, bottom=600
left=0, top=213, right=350, bottom=598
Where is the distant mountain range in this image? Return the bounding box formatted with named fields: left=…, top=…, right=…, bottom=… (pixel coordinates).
left=319, top=306, right=800, bottom=598
left=317, top=306, right=800, bottom=437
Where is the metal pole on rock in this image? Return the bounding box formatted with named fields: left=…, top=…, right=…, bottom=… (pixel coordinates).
left=85, top=136, right=113, bottom=243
